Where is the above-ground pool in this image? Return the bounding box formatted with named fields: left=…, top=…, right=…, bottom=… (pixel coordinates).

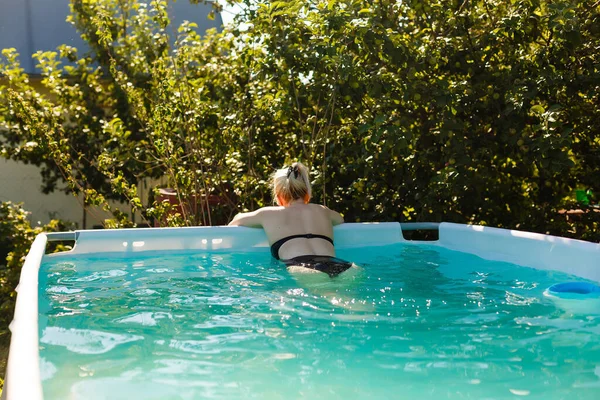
left=3, top=223, right=600, bottom=399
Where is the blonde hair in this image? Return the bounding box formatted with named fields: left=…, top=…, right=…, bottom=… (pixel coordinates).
left=272, top=162, right=312, bottom=205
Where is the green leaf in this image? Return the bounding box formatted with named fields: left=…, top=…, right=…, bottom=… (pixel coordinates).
left=530, top=105, right=545, bottom=115
left=374, top=114, right=386, bottom=125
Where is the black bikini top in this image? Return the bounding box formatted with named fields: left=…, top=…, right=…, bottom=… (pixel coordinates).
left=270, top=234, right=334, bottom=260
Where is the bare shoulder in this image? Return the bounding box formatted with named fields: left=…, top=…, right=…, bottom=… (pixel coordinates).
left=252, top=206, right=285, bottom=220
left=313, top=204, right=339, bottom=213
left=258, top=206, right=284, bottom=214
left=312, top=204, right=344, bottom=225
left=228, top=206, right=282, bottom=227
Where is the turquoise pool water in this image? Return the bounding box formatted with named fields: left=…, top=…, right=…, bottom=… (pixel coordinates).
left=39, top=244, right=600, bottom=399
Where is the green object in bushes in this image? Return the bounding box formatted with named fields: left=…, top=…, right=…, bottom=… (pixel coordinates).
left=575, top=189, right=594, bottom=206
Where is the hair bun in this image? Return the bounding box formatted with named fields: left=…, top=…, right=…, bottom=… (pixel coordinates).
left=287, top=165, right=300, bottom=179
left=272, top=162, right=312, bottom=205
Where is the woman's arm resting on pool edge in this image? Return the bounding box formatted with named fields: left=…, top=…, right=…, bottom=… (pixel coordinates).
left=228, top=209, right=264, bottom=228
left=329, top=208, right=344, bottom=226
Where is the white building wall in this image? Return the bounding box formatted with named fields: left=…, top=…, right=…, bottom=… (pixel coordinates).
left=0, top=158, right=91, bottom=227
left=0, top=158, right=163, bottom=228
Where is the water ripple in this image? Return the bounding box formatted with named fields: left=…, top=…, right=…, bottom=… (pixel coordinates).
left=40, top=327, right=143, bottom=354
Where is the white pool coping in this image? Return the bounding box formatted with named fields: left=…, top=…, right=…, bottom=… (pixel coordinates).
left=55, top=222, right=405, bottom=255
left=437, top=223, right=600, bottom=282
left=2, top=222, right=599, bottom=399
left=2, top=234, right=46, bottom=400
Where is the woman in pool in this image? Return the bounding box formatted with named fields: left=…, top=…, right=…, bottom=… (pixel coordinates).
left=228, top=162, right=356, bottom=278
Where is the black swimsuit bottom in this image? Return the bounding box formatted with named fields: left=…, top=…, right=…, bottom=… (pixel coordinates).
left=282, top=255, right=353, bottom=278
left=270, top=234, right=352, bottom=277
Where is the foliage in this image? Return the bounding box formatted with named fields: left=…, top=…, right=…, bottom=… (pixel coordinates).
left=0, top=202, right=72, bottom=331
left=0, top=0, right=599, bottom=240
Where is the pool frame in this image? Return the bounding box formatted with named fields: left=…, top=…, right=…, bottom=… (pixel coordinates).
left=2, top=222, right=599, bottom=400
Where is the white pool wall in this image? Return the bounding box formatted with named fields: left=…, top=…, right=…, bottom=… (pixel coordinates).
left=57, top=222, right=405, bottom=255
left=436, top=223, right=600, bottom=282
left=2, top=234, right=45, bottom=400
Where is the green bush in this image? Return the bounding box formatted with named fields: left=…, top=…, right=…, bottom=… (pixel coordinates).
left=0, top=0, right=598, bottom=240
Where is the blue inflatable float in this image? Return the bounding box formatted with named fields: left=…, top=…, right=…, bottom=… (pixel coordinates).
left=544, top=282, right=600, bottom=314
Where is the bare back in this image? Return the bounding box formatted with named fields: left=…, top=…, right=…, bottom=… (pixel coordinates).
left=228, top=203, right=343, bottom=260
left=262, top=204, right=339, bottom=259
